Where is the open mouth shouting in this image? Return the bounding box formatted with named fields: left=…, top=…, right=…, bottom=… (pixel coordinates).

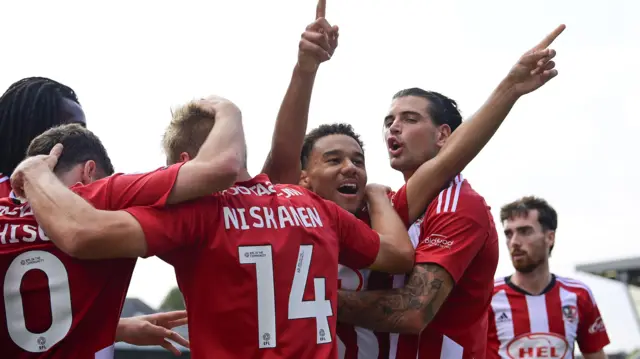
left=337, top=181, right=359, bottom=197
left=387, top=137, right=404, bottom=157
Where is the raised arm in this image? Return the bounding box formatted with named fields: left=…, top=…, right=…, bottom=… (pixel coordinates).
left=404, top=24, right=566, bottom=223
left=166, top=96, right=246, bottom=203
left=261, top=0, right=338, bottom=184
left=337, top=25, right=567, bottom=334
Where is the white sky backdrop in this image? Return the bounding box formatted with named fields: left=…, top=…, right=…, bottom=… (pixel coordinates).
left=1, top=0, right=638, bottom=352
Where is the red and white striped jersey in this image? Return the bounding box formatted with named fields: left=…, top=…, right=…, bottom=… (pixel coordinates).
left=336, top=188, right=411, bottom=359
left=385, top=175, right=499, bottom=359
left=0, top=175, right=12, bottom=198
left=487, top=275, right=610, bottom=359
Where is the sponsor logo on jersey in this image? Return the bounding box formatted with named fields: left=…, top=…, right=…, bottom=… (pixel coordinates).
left=506, top=332, right=568, bottom=359
left=561, top=305, right=577, bottom=323
left=588, top=316, right=605, bottom=334
left=421, top=234, right=453, bottom=249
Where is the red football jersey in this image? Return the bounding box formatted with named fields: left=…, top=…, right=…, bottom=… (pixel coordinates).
left=487, top=275, right=610, bottom=359
left=384, top=174, right=499, bottom=359
left=125, top=174, right=382, bottom=359
left=0, top=163, right=183, bottom=359
left=0, top=174, right=12, bottom=198
left=337, top=189, right=410, bottom=359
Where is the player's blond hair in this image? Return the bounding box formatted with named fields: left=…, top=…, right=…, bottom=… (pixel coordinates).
left=163, top=100, right=216, bottom=165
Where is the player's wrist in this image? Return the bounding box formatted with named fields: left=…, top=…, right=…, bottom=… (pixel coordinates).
left=115, top=318, right=134, bottom=342
left=494, top=78, right=523, bottom=103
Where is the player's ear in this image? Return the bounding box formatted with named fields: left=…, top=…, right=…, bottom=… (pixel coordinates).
left=436, top=124, right=452, bottom=148
left=545, top=230, right=555, bottom=253
left=81, top=160, right=97, bottom=184
left=179, top=152, right=191, bottom=162
left=299, top=169, right=311, bottom=189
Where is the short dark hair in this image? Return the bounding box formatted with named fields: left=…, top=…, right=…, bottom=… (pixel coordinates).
left=27, top=124, right=114, bottom=177
left=0, top=77, right=81, bottom=175
left=393, top=88, right=463, bottom=132
left=300, top=123, right=364, bottom=169
left=501, top=196, right=558, bottom=254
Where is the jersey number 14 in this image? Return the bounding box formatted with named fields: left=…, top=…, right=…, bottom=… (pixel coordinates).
left=239, top=245, right=332, bottom=349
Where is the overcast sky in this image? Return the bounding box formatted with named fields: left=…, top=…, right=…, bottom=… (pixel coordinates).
left=1, top=0, right=638, bottom=353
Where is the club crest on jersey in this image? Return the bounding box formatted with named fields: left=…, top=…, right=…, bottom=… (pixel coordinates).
left=506, top=332, right=568, bottom=359
left=561, top=305, right=577, bottom=323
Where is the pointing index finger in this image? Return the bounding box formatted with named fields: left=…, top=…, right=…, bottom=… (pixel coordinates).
left=534, top=24, right=566, bottom=50
left=316, top=0, right=326, bottom=19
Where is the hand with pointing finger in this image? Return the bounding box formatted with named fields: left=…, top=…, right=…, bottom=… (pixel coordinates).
left=504, top=24, right=566, bottom=96
left=10, top=143, right=63, bottom=199
left=297, top=0, right=339, bottom=73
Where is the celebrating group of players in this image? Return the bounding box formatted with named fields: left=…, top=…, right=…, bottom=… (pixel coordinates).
left=0, top=2, right=612, bottom=358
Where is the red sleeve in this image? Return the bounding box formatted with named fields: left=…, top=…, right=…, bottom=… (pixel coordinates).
left=331, top=202, right=380, bottom=270
left=124, top=196, right=219, bottom=257
left=389, top=185, right=410, bottom=227
left=415, top=206, right=488, bottom=283
left=72, top=163, right=185, bottom=210
left=576, top=290, right=610, bottom=353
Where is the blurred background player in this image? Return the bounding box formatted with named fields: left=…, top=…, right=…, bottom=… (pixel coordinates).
left=335, top=25, right=566, bottom=359
left=487, top=196, right=610, bottom=359
left=0, top=77, right=85, bottom=197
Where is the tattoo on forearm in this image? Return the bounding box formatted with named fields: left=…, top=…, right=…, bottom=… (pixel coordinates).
left=337, top=264, right=452, bottom=333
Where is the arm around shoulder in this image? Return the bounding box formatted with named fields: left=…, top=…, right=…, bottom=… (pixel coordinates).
left=61, top=209, right=148, bottom=260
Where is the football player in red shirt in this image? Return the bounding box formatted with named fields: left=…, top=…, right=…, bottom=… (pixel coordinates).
left=2, top=96, right=249, bottom=358
left=487, top=197, right=609, bottom=359
left=334, top=26, right=567, bottom=359
left=0, top=77, right=86, bottom=198
left=260, top=3, right=567, bottom=358
left=12, top=134, right=416, bottom=359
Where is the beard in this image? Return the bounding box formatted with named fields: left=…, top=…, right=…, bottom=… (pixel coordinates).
left=512, top=253, right=545, bottom=273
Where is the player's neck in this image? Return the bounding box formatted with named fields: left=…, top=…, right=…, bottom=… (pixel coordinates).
left=402, top=169, right=415, bottom=182
left=511, top=263, right=552, bottom=295
left=237, top=168, right=252, bottom=182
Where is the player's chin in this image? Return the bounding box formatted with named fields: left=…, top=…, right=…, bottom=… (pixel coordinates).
left=333, top=191, right=364, bottom=214
left=513, top=261, right=536, bottom=274
left=389, top=155, right=410, bottom=172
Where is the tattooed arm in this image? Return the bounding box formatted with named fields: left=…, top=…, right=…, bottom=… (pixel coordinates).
left=337, top=263, right=454, bottom=334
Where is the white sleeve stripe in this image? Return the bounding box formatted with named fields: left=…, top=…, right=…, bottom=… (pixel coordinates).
left=556, top=277, right=597, bottom=304
left=436, top=175, right=464, bottom=214
left=0, top=176, right=8, bottom=184
left=443, top=185, right=453, bottom=213
left=450, top=176, right=463, bottom=212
